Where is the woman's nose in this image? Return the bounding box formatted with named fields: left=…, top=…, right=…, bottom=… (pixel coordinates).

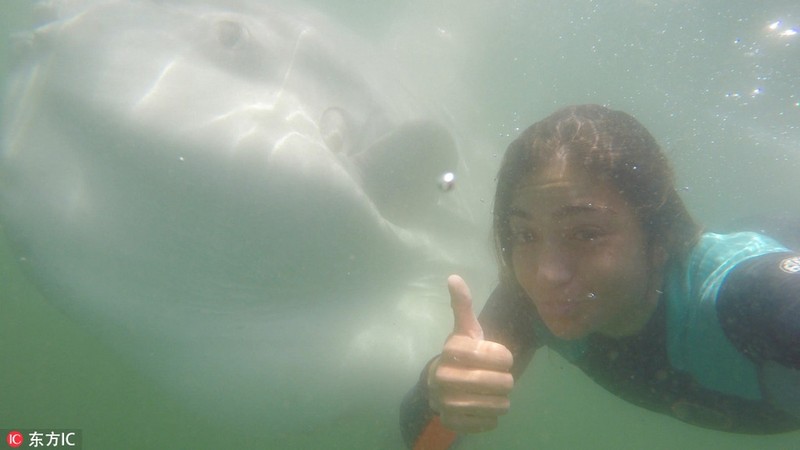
left=535, top=241, right=573, bottom=286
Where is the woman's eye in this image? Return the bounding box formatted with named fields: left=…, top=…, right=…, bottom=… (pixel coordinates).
left=572, top=228, right=603, bottom=241
left=512, top=230, right=537, bottom=244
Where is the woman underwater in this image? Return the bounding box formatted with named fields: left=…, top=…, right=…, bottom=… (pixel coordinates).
left=400, top=104, right=800, bottom=449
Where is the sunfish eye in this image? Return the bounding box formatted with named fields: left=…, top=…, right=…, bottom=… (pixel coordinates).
left=216, top=20, right=248, bottom=48
left=438, top=171, right=456, bottom=192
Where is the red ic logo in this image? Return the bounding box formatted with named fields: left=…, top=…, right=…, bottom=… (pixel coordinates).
left=6, top=431, right=23, bottom=448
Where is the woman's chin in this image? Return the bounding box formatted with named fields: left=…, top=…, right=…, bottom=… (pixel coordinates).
left=543, top=319, right=591, bottom=340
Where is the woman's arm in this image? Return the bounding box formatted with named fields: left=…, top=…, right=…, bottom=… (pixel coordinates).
left=717, top=252, right=800, bottom=416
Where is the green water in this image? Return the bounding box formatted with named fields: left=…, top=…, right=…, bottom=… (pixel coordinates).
left=2, top=0, right=800, bottom=449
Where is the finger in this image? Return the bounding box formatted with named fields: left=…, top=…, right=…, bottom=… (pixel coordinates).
left=439, top=413, right=499, bottom=434
left=435, top=391, right=511, bottom=417
left=448, top=274, right=483, bottom=340
left=434, top=365, right=514, bottom=395
left=441, top=335, right=514, bottom=371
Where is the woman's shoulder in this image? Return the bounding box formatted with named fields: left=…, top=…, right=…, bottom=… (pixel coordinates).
left=664, top=231, right=789, bottom=311
left=692, top=231, right=789, bottom=257
left=683, top=231, right=790, bottom=286
left=663, top=231, right=793, bottom=399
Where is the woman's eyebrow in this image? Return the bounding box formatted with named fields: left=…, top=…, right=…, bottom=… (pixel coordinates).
left=508, top=204, right=617, bottom=221
left=553, top=204, right=616, bottom=219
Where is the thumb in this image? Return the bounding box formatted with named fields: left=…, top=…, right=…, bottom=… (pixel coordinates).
left=448, top=274, right=483, bottom=340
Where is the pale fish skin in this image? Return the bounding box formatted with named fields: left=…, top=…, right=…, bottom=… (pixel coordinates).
left=1, top=0, right=492, bottom=431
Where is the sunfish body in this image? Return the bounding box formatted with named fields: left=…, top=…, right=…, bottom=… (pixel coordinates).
left=1, top=0, right=488, bottom=430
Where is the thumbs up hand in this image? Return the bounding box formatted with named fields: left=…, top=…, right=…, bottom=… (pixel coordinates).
left=427, top=275, right=514, bottom=433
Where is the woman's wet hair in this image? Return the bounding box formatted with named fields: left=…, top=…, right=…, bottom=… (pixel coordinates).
left=493, top=104, right=700, bottom=285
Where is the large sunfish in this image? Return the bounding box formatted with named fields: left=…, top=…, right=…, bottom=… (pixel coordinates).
left=1, top=0, right=491, bottom=431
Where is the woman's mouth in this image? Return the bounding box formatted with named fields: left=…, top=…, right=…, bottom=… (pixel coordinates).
left=539, top=292, right=597, bottom=316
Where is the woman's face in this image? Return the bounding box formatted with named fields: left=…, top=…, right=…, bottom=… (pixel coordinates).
left=509, top=161, right=658, bottom=340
